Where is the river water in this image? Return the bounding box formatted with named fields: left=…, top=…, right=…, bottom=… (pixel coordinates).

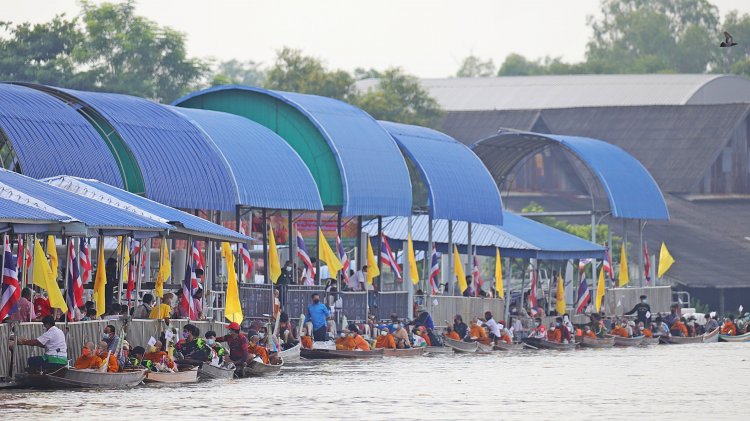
left=1, top=343, right=748, bottom=420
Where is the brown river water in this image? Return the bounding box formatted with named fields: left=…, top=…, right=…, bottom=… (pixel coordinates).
left=1, top=343, right=748, bottom=420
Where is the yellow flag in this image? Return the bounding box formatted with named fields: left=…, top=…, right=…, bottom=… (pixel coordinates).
left=595, top=265, right=606, bottom=312
left=154, top=240, right=171, bottom=298
left=268, top=226, right=282, bottom=283
left=407, top=233, right=419, bottom=285
left=556, top=272, right=566, bottom=315
left=453, top=245, right=467, bottom=294
left=46, top=235, right=58, bottom=281
left=318, top=229, right=343, bottom=278
left=33, top=239, right=67, bottom=314
left=619, top=240, right=629, bottom=287
left=366, top=237, right=380, bottom=284
left=222, top=242, right=243, bottom=324
left=93, top=240, right=107, bottom=316
left=495, top=248, right=504, bottom=299
left=658, top=242, right=675, bottom=278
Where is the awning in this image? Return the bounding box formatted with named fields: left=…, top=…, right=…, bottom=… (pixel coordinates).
left=363, top=213, right=605, bottom=260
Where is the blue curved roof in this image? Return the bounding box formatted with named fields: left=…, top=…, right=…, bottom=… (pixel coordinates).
left=171, top=107, right=323, bottom=211
left=0, top=84, right=123, bottom=187
left=379, top=121, right=503, bottom=225
left=472, top=131, right=669, bottom=220
left=55, top=88, right=237, bottom=211
left=174, top=85, right=413, bottom=217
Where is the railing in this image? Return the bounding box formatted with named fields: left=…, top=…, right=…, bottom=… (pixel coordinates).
left=339, top=291, right=367, bottom=322
left=606, top=286, right=672, bottom=314
left=239, top=284, right=273, bottom=320
left=423, top=296, right=506, bottom=328
left=374, top=291, right=409, bottom=320
left=283, top=285, right=326, bottom=320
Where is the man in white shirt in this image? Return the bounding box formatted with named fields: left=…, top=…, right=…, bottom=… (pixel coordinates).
left=18, top=315, right=68, bottom=372
left=484, top=311, right=502, bottom=340
left=350, top=266, right=367, bottom=291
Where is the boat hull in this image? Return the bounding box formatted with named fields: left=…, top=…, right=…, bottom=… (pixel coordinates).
left=17, top=368, right=146, bottom=389
left=144, top=367, right=198, bottom=384
left=425, top=346, right=454, bottom=354
left=493, top=342, right=524, bottom=351
left=641, top=337, right=660, bottom=346
left=241, top=359, right=284, bottom=377
left=198, top=364, right=236, bottom=380
left=719, top=332, right=750, bottom=342
left=523, top=337, right=576, bottom=350
left=443, top=337, right=479, bottom=353
left=381, top=347, right=425, bottom=357
left=580, top=336, right=615, bottom=348
left=660, top=335, right=702, bottom=344
left=279, top=343, right=301, bottom=362
left=614, top=336, right=645, bottom=347
left=300, top=348, right=384, bottom=360
left=703, top=328, right=720, bottom=343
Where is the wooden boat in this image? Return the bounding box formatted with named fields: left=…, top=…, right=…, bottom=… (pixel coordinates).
left=145, top=367, right=198, bottom=384
left=425, top=346, right=454, bottom=355
left=17, top=368, right=146, bottom=389
left=300, top=348, right=384, bottom=360
left=198, top=363, right=236, bottom=380
left=476, top=342, right=495, bottom=354
left=240, top=358, right=284, bottom=377
left=279, top=343, right=301, bottom=362
left=719, top=332, right=750, bottom=342
left=523, top=337, right=576, bottom=350
left=443, top=337, right=480, bottom=353
left=659, top=335, right=703, bottom=344
left=493, top=341, right=524, bottom=351
left=580, top=336, right=615, bottom=348
left=703, top=327, right=720, bottom=343
left=614, top=336, right=645, bottom=347
left=641, top=337, right=661, bottom=346
left=380, top=347, right=425, bottom=357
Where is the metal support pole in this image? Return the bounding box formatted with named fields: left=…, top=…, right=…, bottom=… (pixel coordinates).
left=504, top=257, right=511, bottom=322
left=356, top=216, right=363, bottom=270
left=424, top=215, right=433, bottom=295
left=184, top=234, right=194, bottom=319
left=288, top=210, right=295, bottom=285
left=622, top=219, right=627, bottom=285
left=590, top=213, right=597, bottom=294
left=262, top=208, right=269, bottom=284
left=315, top=211, right=322, bottom=284
left=376, top=216, right=383, bottom=288
left=638, top=219, right=644, bottom=288
left=407, top=215, right=414, bottom=319
left=467, top=222, right=474, bottom=297
left=134, top=235, right=144, bottom=311
left=447, top=220, right=454, bottom=296
left=117, top=236, right=127, bottom=306
left=63, top=236, right=72, bottom=318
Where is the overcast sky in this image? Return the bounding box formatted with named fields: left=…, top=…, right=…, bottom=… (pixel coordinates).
left=6, top=0, right=750, bottom=77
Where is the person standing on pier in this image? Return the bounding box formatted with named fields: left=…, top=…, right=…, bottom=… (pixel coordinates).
left=307, top=293, right=331, bottom=341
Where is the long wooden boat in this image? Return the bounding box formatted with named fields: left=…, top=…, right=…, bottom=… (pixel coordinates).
left=642, top=337, right=661, bottom=346
left=300, top=348, right=384, bottom=360
left=476, top=342, right=495, bottom=354
left=580, top=336, right=615, bottom=348
left=425, top=346, right=454, bottom=355
left=198, top=363, right=236, bottom=380
left=145, top=367, right=198, bottom=384
left=659, top=335, right=703, bottom=344
left=380, top=347, right=425, bottom=357
left=614, top=336, right=645, bottom=347
left=240, top=358, right=284, bottom=377
left=523, top=337, right=576, bottom=350
left=279, top=343, right=301, bottom=362
left=443, top=337, right=479, bottom=353
left=493, top=341, right=524, bottom=351
left=703, top=327, right=720, bottom=343
left=719, top=332, right=750, bottom=342
left=17, top=368, right=146, bottom=389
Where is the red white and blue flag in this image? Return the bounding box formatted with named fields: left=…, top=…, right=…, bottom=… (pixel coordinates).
left=528, top=269, right=538, bottom=309
left=337, top=235, right=350, bottom=286
left=379, top=233, right=401, bottom=281
left=180, top=264, right=197, bottom=320
left=472, top=255, right=483, bottom=297
left=0, top=235, right=20, bottom=321
left=296, top=225, right=314, bottom=278
left=429, top=245, right=440, bottom=294
left=192, top=241, right=205, bottom=289
left=66, top=240, right=83, bottom=320
left=643, top=242, right=652, bottom=286
left=576, top=274, right=591, bottom=314
left=79, top=238, right=92, bottom=284
left=126, top=239, right=136, bottom=301
left=238, top=224, right=253, bottom=281
left=603, top=247, right=614, bottom=280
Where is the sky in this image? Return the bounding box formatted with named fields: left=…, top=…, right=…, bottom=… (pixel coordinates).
left=5, top=0, right=750, bottom=77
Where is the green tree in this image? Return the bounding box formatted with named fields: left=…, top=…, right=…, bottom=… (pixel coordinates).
left=210, top=59, right=265, bottom=87
left=353, top=68, right=443, bottom=128
left=456, top=55, right=496, bottom=77
left=265, top=47, right=354, bottom=100
left=715, top=11, right=750, bottom=73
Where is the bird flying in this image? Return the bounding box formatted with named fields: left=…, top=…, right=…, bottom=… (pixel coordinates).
left=720, top=31, right=738, bottom=48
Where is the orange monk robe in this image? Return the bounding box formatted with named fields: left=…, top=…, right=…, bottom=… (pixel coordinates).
left=642, top=328, right=653, bottom=338
left=610, top=326, right=629, bottom=338
left=94, top=352, right=119, bottom=372
left=341, top=336, right=357, bottom=350
left=248, top=343, right=269, bottom=364
left=335, top=337, right=347, bottom=350
left=670, top=321, right=688, bottom=337
left=546, top=328, right=561, bottom=343
left=301, top=336, right=313, bottom=349
left=418, top=332, right=432, bottom=347
left=74, top=353, right=99, bottom=369
left=144, top=351, right=175, bottom=369
left=498, top=332, right=512, bottom=344
left=375, top=334, right=396, bottom=349
left=446, top=331, right=461, bottom=341
left=721, top=321, right=736, bottom=336
left=351, top=335, right=371, bottom=351
left=583, top=330, right=597, bottom=338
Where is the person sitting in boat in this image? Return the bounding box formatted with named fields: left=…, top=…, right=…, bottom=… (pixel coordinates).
left=444, top=325, right=461, bottom=341
left=665, top=304, right=680, bottom=327
left=216, top=322, right=250, bottom=366
left=546, top=322, right=562, bottom=343
left=205, top=331, right=227, bottom=364
left=670, top=317, right=689, bottom=337
left=409, top=307, right=435, bottom=331
left=554, top=317, right=572, bottom=343
left=468, top=318, right=490, bottom=344
left=74, top=341, right=98, bottom=369
left=144, top=340, right=175, bottom=370
left=17, top=315, right=67, bottom=373
left=94, top=340, right=119, bottom=372
left=300, top=329, right=313, bottom=349
left=277, top=312, right=299, bottom=350
left=374, top=328, right=396, bottom=349
left=610, top=320, right=630, bottom=337
left=128, top=346, right=154, bottom=371
left=529, top=318, right=547, bottom=339
left=393, top=323, right=411, bottom=349
left=638, top=322, right=652, bottom=337
left=704, top=313, right=719, bottom=333
left=582, top=325, right=596, bottom=338
left=483, top=312, right=502, bottom=342
left=452, top=315, right=468, bottom=340
left=247, top=331, right=270, bottom=364
left=686, top=316, right=698, bottom=337
left=495, top=321, right=513, bottom=345
left=721, top=316, right=737, bottom=336
left=652, top=317, right=669, bottom=337
left=347, top=325, right=371, bottom=351
left=415, top=326, right=432, bottom=346
left=102, top=324, right=120, bottom=354
left=412, top=333, right=427, bottom=348
left=335, top=332, right=349, bottom=350
left=175, top=323, right=211, bottom=366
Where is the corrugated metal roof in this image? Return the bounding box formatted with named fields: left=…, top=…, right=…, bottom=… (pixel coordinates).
left=363, top=214, right=605, bottom=260
left=175, top=86, right=413, bottom=217
left=44, top=176, right=248, bottom=242
left=0, top=84, right=123, bottom=187
left=0, top=196, right=70, bottom=223
left=0, top=169, right=169, bottom=234
left=439, top=109, right=543, bottom=144
left=379, top=121, right=503, bottom=225
left=472, top=132, right=670, bottom=220
left=53, top=87, right=237, bottom=210
left=172, top=107, right=323, bottom=211
left=357, top=74, right=750, bottom=111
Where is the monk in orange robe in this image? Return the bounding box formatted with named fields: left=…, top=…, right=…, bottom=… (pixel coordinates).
left=248, top=334, right=269, bottom=364
left=301, top=334, right=313, bottom=349
left=375, top=331, right=396, bottom=349
left=469, top=319, right=491, bottom=345
left=94, top=341, right=119, bottom=372
left=582, top=326, right=597, bottom=338
left=546, top=325, right=562, bottom=343
left=144, top=340, right=175, bottom=369
left=444, top=326, right=461, bottom=341
left=74, top=342, right=98, bottom=369
left=721, top=319, right=737, bottom=336
left=670, top=318, right=689, bottom=337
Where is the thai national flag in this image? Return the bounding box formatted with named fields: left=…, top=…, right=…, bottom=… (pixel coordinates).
left=0, top=235, right=20, bottom=321
left=576, top=274, right=591, bottom=314
left=528, top=269, right=538, bottom=308
left=238, top=224, right=254, bottom=281
left=472, top=255, right=483, bottom=297
left=192, top=241, right=205, bottom=288
left=643, top=241, right=652, bottom=286
left=126, top=239, right=136, bottom=301
left=603, top=247, right=614, bottom=280
left=337, top=235, right=350, bottom=286
left=180, top=264, right=197, bottom=320
left=379, top=233, right=402, bottom=281
left=66, top=240, right=83, bottom=320
left=79, top=238, right=92, bottom=284
left=429, top=245, right=440, bottom=294
left=296, top=225, right=314, bottom=277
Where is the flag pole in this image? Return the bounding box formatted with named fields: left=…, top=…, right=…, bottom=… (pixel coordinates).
left=638, top=219, right=644, bottom=288
left=336, top=212, right=343, bottom=327
left=467, top=222, right=473, bottom=297
left=407, top=214, right=413, bottom=320
left=262, top=208, right=269, bottom=284
left=315, top=211, right=322, bottom=284
left=425, top=215, right=433, bottom=297
left=134, top=234, right=143, bottom=315
left=447, top=220, right=453, bottom=296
